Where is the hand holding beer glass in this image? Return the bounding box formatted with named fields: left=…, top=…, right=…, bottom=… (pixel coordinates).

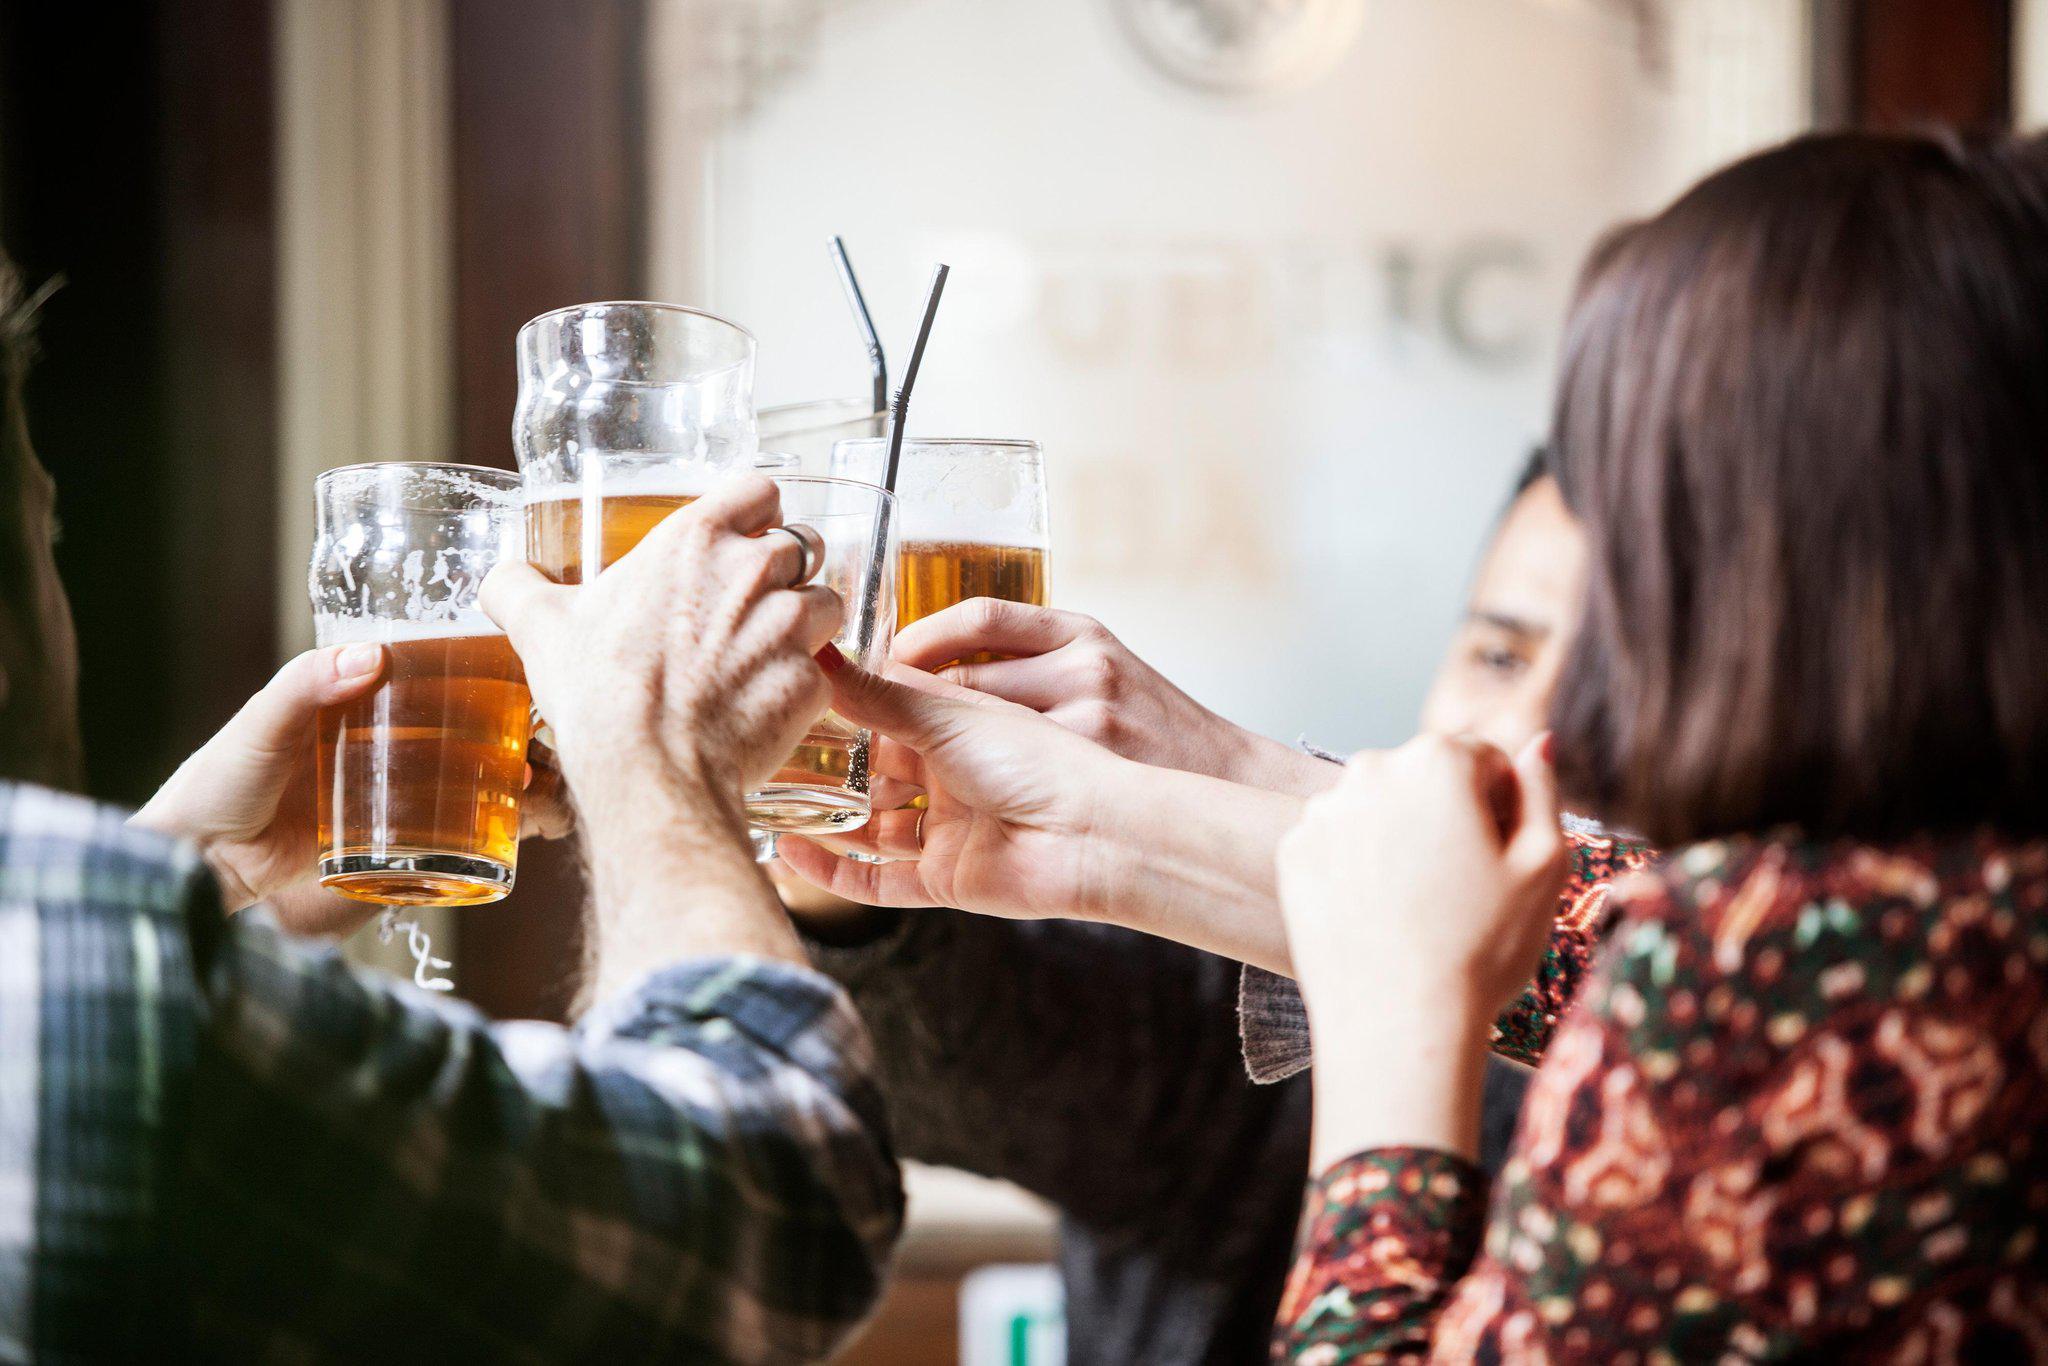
left=516, top=302, right=894, bottom=842
left=830, top=438, right=1049, bottom=644
left=309, top=463, right=530, bottom=907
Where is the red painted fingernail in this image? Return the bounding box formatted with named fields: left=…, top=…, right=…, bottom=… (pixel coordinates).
left=815, top=643, right=846, bottom=673
left=1540, top=731, right=1557, bottom=764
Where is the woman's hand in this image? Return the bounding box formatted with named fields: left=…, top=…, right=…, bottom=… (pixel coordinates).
left=132, top=645, right=390, bottom=935
left=776, top=660, right=1129, bottom=920
left=893, top=600, right=1337, bottom=797
left=1277, top=733, right=1566, bottom=1165
left=777, top=657, right=1311, bottom=972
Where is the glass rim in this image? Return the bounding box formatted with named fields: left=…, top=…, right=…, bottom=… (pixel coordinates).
left=768, top=472, right=896, bottom=505
left=515, top=299, right=757, bottom=348
left=315, top=460, right=522, bottom=488
left=834, top=436, right=1039, bottom=453
left=759, top=397, right=888, bottom=432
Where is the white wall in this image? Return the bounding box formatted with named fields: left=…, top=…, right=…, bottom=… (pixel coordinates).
left=651, top=0, right=1806, bottom=748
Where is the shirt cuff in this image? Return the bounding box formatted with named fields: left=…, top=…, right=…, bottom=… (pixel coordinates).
left=1277, top=1147, right=1488, bottom=1344
left=580, top=954, right=877, bottom=1086
left=1238, top=963, right=1313, bottom=1083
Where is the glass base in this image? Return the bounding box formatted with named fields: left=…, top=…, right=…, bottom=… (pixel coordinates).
left=744, top=785, right=872, bottom=837
left=320, top=851, right=514, bottom=908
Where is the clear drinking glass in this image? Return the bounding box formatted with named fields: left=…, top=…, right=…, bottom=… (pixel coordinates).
left=744, top=475, right=897, bottom=839
left=514, top=302, right=759, bottom=537
left=309, top=463, right=529, bottom=907
left=830, top=439, right=1049, bottom=654
left=759, top=398, right=887, bottom=474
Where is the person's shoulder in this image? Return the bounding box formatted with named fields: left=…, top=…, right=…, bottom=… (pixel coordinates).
left=0, top=781, right=204, bottom=905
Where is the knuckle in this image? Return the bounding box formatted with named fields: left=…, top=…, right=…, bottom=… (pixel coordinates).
left=740, top=544, right=785, bottom=599
left=964, top=596, right=1007, bottom=634
left=1063, top=697, right=1116, bottom=743
left=755, top=589, right=804, bottom=637
left=1077, top=644, right=1121, bottom=696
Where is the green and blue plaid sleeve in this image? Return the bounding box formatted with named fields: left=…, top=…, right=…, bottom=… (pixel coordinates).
left=0, top=783, right=207, bottom=1363
left=0, top=782, right=903, bottom=1365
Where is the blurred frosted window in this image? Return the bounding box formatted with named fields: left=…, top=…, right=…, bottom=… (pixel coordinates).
left=649, top=0, right=1809, bottom=747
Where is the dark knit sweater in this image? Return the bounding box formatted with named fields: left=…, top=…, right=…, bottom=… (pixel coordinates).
left=803, top=913, right=1534, bottom=1364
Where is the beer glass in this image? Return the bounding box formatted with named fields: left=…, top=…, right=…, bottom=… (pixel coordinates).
left=515, top=301, right=759, bottom=544
left=830, top=439, right=1049, bottom=654
left=759, top=398, right=887, bottom=475
left=309, top=463, right=529, bottom=906
left=745, top=476, right=897, bottom=838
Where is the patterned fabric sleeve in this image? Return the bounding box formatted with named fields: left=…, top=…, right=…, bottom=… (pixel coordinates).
left=1271, top=1149, right=1488, bottom=1363
left=1240, top=827, right=1655, bottom=1082
left=177, top=911, right=904, bottom=1363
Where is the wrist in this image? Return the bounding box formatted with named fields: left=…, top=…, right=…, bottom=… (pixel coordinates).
left=1077, top=759, right=1303, bottom=973
left=1231, top=731, right=1341, bottom=797
left=1306, top=1001, right=1492, bottom=1168
left=1303, top=969, right=1495, bottom=1059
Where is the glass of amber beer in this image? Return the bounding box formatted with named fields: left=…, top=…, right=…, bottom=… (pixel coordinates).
left=830, top=438, right=1049, bottom=654
left=514, top=300, right=759, bottom=508
left=309, top=463, right=529, bottom=907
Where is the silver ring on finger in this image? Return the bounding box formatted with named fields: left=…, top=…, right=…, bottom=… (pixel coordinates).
left=914, top=806, right=927, bottom=851
left=765, top=523, right=823, bottom=589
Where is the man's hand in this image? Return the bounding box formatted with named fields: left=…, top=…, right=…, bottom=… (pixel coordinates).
left=133, top=645, right=388, bottom=935
left=482, top=474, right=840, bottom=819
left=481, top=473, right=844, bottom=995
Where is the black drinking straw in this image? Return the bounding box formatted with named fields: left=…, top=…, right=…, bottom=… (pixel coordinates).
left=854, top=263, right=949, bottom=653
left=882, top=263, right=949, bottom=492
left=830, top=236, right=889, bottom=416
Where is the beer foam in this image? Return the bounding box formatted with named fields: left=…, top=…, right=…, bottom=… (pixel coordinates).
left=314, top=614, right=504, bottom=646
left=523, top=467, right=715, bottom=504
left=897, top=511, right=1049, bottom=551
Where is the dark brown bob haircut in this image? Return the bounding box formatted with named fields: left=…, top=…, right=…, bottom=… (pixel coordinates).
left=1549, top=131, right=2048, bottom=846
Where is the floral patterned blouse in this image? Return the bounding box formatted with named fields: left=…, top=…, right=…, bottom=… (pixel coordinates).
left=1274, top=832, right=2048, bottom=1363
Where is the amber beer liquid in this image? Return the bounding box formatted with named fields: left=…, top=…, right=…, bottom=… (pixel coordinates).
left=898, top=539, right=1050, bottom=628
left=524, top=480, right=873, bottom=835
left=316, top=627, right=531, bottom=906
left=526, top=485, right=695, bottom=582
left=895, top=538, right=1050, bottom=669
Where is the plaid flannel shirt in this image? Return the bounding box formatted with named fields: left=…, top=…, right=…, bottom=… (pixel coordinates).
left=0, top=781, right=902, bottom=1364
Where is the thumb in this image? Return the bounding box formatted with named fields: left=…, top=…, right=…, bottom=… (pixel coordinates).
left=1507, top=731, right=1563, bottom=873
left=823, top=653, right=975, bottom=751
left=480, top=561, right=568, bottom=655
left=223, top=645, right=387, bottom=760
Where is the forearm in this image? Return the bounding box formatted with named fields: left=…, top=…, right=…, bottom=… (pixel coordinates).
left=1083, top=761, right=1303, bottom=975
left=580, top=763, right=806, bottom=1001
